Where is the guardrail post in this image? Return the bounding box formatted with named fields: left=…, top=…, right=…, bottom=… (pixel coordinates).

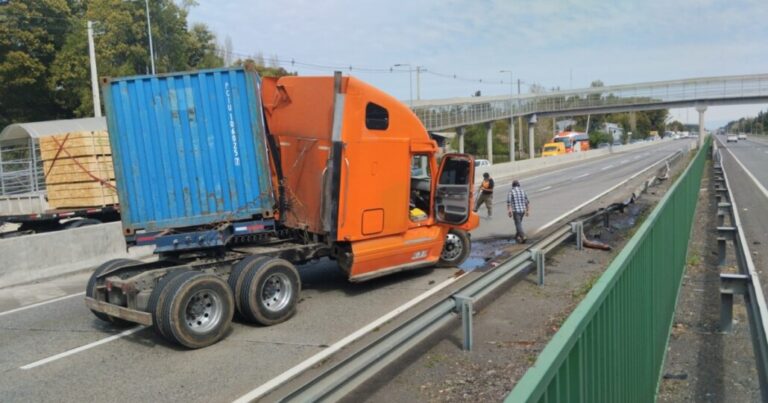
left=720, top=273, right=749, bottom=333
left=717, top=227, right=736, bottom=267
left=454, top=294, right=473, bottom=351
left=717, top=202, right=731, bottom=227
left=531, top=248, right=546, bottom=285
left=570, top=221, right=584, bottom=250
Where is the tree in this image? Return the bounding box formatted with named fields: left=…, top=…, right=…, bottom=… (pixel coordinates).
left=0, top=0, right=73, bottom=127
left=45, top=0, right=224, bottom=119
left=232, top=58, right=296, bottom=78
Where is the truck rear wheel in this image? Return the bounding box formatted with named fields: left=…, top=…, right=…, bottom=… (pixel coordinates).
left=238, top=258, right=300, bottom=325
left=228, top=256, right=272, bottom=315
left=159, top=272, right=234, bottom=349
left=148, top=268, right=194, bottom=338
left=86, top=258, right=140, bottom=326
left=437, top=229, right=470, bottom=268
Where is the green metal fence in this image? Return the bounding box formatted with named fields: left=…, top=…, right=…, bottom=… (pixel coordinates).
left=507, top=139, right=710, bottom=402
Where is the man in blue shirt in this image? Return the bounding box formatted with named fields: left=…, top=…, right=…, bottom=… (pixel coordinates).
left=507, top=180, right=530, bottom=243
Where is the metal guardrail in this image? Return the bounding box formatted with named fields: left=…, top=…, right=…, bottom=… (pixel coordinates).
left=254, top=151, right=683, bottom=402
left=712, top=144, right=768, bottom=399
left=412, top=74, right=768, bottom=130
left=506, top=138, right=708, bottom=402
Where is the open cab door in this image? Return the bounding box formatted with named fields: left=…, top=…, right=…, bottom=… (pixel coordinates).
left=434, top=154, right=475, bottom=225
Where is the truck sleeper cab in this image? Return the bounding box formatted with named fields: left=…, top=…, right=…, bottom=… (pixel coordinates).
left=86, top=68, right=479, bottom=348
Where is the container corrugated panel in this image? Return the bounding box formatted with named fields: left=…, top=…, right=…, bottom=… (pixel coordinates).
left=102, top=68, right=274, bottom=233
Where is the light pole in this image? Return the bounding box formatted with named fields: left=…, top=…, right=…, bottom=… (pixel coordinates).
left=144, top=0, right=155, bottom=74
left=393, top=64, right=412, bottom=106
left=87, top=21, right=101, bottom=117
left=500, top=70, right=515, bottom=162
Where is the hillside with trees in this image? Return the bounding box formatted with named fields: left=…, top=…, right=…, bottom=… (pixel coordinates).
left=724, top=110, right=767, bottom=134
left=0, top=0, right=224, bottom=128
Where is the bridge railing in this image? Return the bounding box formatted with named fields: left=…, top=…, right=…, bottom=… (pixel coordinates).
left=413, top=74, right=768, bottom=131
left=505, top=137, right=709, bottom=402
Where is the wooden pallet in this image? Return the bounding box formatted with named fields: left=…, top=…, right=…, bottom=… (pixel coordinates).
left=46, top=181, right=118, bottom=209
left=39, top=131, right=111, bottom=160
left=42, top=155, right=115, bottom=185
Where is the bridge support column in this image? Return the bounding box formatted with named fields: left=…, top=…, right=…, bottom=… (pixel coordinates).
left=509, top=117, right=515, bottom=162
left=487, top=123, right=493, bottom=164
left=696, top=105, right=707, bottom=149
left=458, top=126, right=465, bottom=154
left=528, top=114, right=537, bottom=159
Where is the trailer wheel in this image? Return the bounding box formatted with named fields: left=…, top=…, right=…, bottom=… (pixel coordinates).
left=238, top=258, right=300, bottom=325
left=148, top=268, right=194, bottom=338
left=227, top=256, right=272, bottom=315
left=437, top=229, right=470, bottom=268
left=160, top=272, right=234, bottom=349
left=86, top=258, right=140, bottom=326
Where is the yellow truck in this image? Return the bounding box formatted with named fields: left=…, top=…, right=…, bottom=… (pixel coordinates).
left=542, top=142, right=566, bottom=157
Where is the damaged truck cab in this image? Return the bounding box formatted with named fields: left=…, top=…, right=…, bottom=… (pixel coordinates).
left=85, top=68, right=478, bottom=348
left=262, top=74, right=479, bottom=281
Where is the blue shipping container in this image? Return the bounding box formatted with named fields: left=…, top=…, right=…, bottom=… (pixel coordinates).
left=102, top=68, right=275, bottom=233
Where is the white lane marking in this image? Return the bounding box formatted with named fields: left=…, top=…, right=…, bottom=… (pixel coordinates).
left=20, top=326, right=146, bottom=370
left=535, top=186, right=552, bottom=192
left=600, top=164, right=614, bottom=171
left=235, top=147, right=682, bottom=401
left=232, top=277, right=460, bottom=402
left=532, top=151, right=678, bottom=234
left=620, top=159, right=628, bottom=163
left=0, top=292, right=85, bottom=318
left=722, top=146, right=768, bottom=201
left=574, top=173, right=590, bottom=179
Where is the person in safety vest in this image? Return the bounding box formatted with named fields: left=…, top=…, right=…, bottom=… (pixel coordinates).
left=474, top=172, right=494, bottom=218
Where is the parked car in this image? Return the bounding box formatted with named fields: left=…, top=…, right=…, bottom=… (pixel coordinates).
left=474, top=159, right=491, bottom=168
left=738, top=133, right=747, bottom=140
left=726, top=134, right=738, bottom=143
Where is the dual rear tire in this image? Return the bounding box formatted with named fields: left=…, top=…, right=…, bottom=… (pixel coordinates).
left=148, top=257, right=300, bottom=349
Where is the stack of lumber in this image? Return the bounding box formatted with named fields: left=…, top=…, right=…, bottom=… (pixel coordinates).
left=40, top=131, right=119, bottom=209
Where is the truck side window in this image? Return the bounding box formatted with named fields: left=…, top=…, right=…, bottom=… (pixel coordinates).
left=365, top=102, right=389, bottom=130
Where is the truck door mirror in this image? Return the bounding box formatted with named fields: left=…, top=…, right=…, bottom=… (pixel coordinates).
left=434, top=154, right=474, bottom=225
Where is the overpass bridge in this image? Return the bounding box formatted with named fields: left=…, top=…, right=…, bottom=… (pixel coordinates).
left=413, top=73, right=768, bottom=162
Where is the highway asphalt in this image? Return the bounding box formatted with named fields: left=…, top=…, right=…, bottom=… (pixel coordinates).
left=0, top=139, right=694, bottom=402
left=717, top=135, right=768, bottom=297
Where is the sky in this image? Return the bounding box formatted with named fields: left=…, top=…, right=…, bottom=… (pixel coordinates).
left=188, top=0, right=768, bottom=129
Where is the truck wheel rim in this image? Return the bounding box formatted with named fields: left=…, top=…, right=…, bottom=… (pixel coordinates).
left=261, top=272, right=292, bottom=313
left=184, top=289, right=223, bottom=334
left=441, top=233, right=462, bottom=261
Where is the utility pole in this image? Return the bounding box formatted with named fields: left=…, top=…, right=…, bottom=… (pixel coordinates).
left=517, top=79, right=523, bottom=159
left=415, top=66, right=422, bottom=100
left=87, top=21, right=101, bottom=117
left=144, top=0, right=156, bottom=74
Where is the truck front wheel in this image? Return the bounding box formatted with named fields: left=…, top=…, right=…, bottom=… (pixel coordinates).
left=238, top=258, right=300, bottom=326
left=437, top=229, right=470, bottom=268
left=159, top=272, right=234, bottom=349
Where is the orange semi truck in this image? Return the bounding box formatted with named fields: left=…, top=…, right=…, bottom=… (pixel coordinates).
left=84, top=68, right=479, bottom=348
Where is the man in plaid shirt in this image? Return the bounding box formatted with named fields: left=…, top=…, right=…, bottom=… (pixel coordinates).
left=507, top=180, right=530, bottom=243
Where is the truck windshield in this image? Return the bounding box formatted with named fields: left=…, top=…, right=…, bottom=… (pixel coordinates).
left=544, top=146, right=559, bottom=152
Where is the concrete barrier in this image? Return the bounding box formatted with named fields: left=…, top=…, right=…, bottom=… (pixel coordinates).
left=0, top=222, right=153, bottom=288
left=473, top=139, right=671, bottom=182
